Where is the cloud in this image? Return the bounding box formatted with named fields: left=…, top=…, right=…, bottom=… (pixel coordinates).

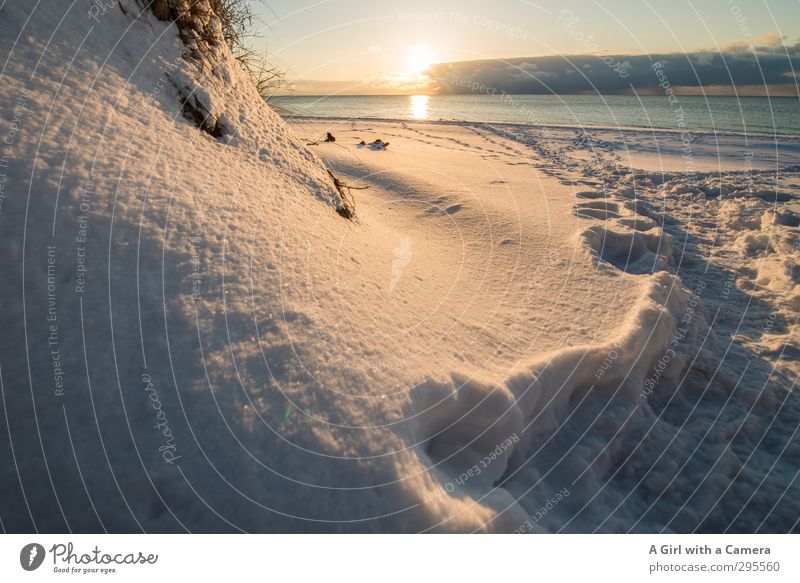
left=427, top=42, right=800, bottom=95
left=691, top=53, right=715, bottom=66
left=720, top=33, right=790, bottom=53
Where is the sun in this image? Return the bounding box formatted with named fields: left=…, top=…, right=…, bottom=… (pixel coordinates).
left=384, top=45, right=438, bottom=90
left=406, top=45, right=436, bottom=75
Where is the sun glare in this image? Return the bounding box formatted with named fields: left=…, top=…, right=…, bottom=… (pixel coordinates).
left=410, top=94, right=429, bottom=119
left=406, top=45, right=436, bottom=75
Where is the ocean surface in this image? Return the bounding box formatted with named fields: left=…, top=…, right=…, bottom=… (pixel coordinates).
left=271, top=94, right=800, bottom=136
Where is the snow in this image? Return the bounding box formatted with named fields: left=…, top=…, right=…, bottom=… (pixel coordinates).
left=1, top=0, right=798, bottom=533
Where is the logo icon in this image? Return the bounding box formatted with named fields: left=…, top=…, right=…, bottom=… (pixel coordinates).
left=20, top=543, right=45, bottom=571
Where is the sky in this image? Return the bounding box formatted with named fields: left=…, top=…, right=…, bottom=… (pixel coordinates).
left=248, top=0, right=800, bottom=95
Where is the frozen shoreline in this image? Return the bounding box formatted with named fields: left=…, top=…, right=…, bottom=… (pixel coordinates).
left=285, top=115, right=800, bottom=173
left=284, top=112, right=800, bottom=141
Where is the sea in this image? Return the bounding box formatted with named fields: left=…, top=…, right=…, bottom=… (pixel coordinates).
left=271, top=94, right=800, bottom=136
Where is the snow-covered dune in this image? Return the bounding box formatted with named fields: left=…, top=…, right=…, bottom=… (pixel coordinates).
left=1, top=0, right=797, bottom=533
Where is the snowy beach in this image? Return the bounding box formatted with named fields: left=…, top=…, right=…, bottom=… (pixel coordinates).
left=1, top=0, right=799, bottom=535
left=282, top=117, right=800, bottom=531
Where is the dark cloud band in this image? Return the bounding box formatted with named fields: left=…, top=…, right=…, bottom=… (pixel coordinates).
left=428, top=46, right=800, bottom=95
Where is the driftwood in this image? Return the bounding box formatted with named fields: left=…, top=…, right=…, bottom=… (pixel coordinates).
left=327, top=170, right=367, bottom=219
left=308, top=132, right=336, bottom=146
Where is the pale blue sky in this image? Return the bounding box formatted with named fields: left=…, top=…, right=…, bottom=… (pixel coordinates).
left=248, top=0, right=800, bottom=94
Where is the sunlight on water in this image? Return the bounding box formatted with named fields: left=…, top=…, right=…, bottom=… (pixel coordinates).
left=410, top=94, right=429, bottom=120
left=272, top=95, right=800, bottom=136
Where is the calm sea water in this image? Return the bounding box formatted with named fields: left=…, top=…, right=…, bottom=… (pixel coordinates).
left=271, top=94, right=800, bottom=136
